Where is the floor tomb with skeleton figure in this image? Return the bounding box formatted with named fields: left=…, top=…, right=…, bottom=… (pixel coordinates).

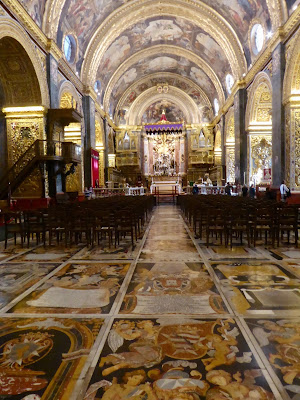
left=0, top=205, right=300, bottom=399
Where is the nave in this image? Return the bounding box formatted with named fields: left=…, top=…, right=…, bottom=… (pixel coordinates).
left=0, top=205, right=300, bottom=399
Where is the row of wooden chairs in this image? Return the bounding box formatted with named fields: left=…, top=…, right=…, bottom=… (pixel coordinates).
left=2, top=196, right=155, bottom=249
left=178, top=195, right=299, bottom=247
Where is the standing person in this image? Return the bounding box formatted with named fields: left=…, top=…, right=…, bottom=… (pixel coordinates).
left=249, top=184, right=255, bottom=199
left=192, top=183, right=199, bottom=195
left=242, top=184, right=248, bottom=197
left=280, top=180, right=289, bottom=202
left=225, top=182, right=231, bottom=196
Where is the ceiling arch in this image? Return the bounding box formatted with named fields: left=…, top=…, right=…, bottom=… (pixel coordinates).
left=81, top=0, right=248, bottom=85
left=115, top=72, right=212, bottom=120
left=0, top=17, right=49, bottom=108
left=127, top=86, right=201, bottom=125
left=103, top=45, right=225, bottom=114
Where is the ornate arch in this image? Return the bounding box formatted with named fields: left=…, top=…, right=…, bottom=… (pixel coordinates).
left=104, top=45, right=224, bottom=112
left=246, top=72, right=272, bottom=131
left=225, top=107, right=235, bottom=145
left=128, top=86, right=200, bottom=125
left=81, top=0, right=247, bottom=85
left=0, top=17, right=49, bottom=108
left=283, top=28, right=300, bottom=104
left=58, top=80, right=82, bottom=113
left=115, top=72, right=212, bottom=119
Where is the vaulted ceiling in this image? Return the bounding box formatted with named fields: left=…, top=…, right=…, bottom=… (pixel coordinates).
left=17, top=0, right=298, bottom=124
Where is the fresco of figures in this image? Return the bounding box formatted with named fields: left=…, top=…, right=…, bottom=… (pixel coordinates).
left=57, top=1, right=273, bottom=77
left=119, top=75, right=213, bottom=124
left=85, top=317, right=275, bottom=399
left=19, top=0, right=46, bottom=27
left=110, top=54, right=218, bottom=114
left=97, top=17, right=231, bottom=94
left=141, top=100, right=185, bottom=124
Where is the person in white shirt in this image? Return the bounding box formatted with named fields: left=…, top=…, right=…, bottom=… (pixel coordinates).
left=280, top=180, right=289, bottom=202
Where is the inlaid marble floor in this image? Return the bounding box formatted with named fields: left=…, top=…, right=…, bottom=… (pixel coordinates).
left=0, top=205, right=300, bottom=399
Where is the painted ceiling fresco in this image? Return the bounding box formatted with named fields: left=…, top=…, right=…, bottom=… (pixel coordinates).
left=96, top=16, right=231, bottom=93
left=117, top=75, right=213, bottom=124
left=19, top=0, right=46, bottom=28
left=109, top=54, right=218, bottom=114
left=141, top=100, right=186, bottom=124
left=57, top=0, right=129, bottom=72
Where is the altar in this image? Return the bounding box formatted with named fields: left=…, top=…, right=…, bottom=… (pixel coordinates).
left=143, top=110, right=187, bottom=181
left=150, top=176, right=182, bottom=194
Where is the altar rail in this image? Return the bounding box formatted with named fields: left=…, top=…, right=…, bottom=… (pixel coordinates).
left=93, top=187, right=146, bottom=197
left=185, top=185, right=238, bottom=195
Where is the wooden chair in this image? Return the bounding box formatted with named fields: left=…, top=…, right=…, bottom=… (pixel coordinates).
left=4, top=212, right=25, bottom=249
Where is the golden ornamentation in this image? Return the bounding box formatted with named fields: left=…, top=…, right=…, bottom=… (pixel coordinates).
left=58, top=83, right=82, bottom=113
left=283, top=20, right=300, bottom=104
left=13, top=167, right=43, bottom=197
left=246, top=73, right=272, bottom=129
left=1, top=0, right=48, bottom=49
left=294, top=110, right=300, bottom=187
left=225, top=108, right=235, bottom=144
left=226, top=147, right=235, bottom=183
left=257, top=107, right=271, bottom=122
left=66, top=164, right=81, bottom=192
left=81, top=0, right=247, bottom=86
left=250, top=135, right=272, bottom=179
left=0, top=17, right=50, bottom=107
left=104, top=45, right=224, bottom=112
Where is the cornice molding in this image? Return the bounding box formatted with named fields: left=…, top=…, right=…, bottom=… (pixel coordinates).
left=1, top=0, right=48, bottom=48
left=103, top=44, right=225, bottom=112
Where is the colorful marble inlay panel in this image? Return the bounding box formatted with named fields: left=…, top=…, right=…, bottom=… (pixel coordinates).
left=0, top=243, right=33, bottom=262
left=201, top=245, right=263, bottom=260
left=86, top=317, right=276, bottom=399
left=223, top=285, right=300, bottom=316
left=267, top=248, right=300, bottom=260
left=74, top=239, right=140, bottom=260
left=0, top=317, right=104, bottom=399
left=247, top=318, right=300, bottom=399
left=120, top=262, right=227, bottom=315
left=12, top=245, right=82, bottom=263
left=9, top=262, right=130, bottom=314
left=140, top=239, right=201, bottom=262
left=0, top=263, right=59, bottom=309
left=210, top=260, right=300, bottom=286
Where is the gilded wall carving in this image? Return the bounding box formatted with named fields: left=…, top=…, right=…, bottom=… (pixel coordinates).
left=13, top=166, right=43, bottom=197
left=245, top=72, right=272, bottom=131
left=7, top=117, right=45, bottom=166
left=66, top=164, right=81, bottom=193
left=294, top=111, right=300, bottom=187
left=226, top=147, right=235, bottom=183
left=250, top=135, right=272, bottom=182
left=0, top=17, right=50, bottom=107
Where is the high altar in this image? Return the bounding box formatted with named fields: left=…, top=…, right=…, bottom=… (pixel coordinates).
left=143, top=111, right=185, bottom=193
